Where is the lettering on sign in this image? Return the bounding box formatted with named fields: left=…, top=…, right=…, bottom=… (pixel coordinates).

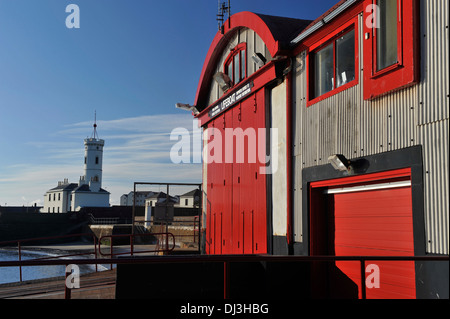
left=208, top=82, right=254, bottom=119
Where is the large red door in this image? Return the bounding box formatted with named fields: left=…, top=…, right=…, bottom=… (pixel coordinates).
left=332, top=185, right=416, bottom=299
left=206, top=119, right=220, bottom=254
left=252, top=91, right=267, bottom=254
left=205, top=90, right=267, bottom=255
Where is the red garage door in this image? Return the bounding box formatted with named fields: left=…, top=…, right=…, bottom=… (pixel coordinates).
left=331, top=182, right=416, bottom=299
left=310, top=168, right=417, bottom=299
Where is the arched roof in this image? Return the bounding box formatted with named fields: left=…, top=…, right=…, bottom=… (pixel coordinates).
left=194, top=11, right=311, bottom=111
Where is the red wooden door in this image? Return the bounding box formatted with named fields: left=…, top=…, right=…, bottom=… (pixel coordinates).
left=205, top=90, right=267, bottom=255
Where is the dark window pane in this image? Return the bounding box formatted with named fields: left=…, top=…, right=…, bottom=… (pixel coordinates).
left=314, top=42, right=334, bottom=98
left=234, top=55, right=240, bottom=84
left=336, top=29, right=355, bottom=88
left=240, top=50, right=246, bottom=80
left=377, top=0, right=398, bottom=71
left=228, top=62, right=233, bottom=84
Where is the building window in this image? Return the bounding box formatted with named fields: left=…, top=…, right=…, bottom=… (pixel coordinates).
left=308, top=23, right=357, bottom=104
left=363, top=0, right=418, bottom=100
left=185, top=199, right=189, bottom=206
left=53, top=193, right=56, bottom=201
left=49, top=194, right=51, bottom=201
left=313, top=42, right=333, bottom=98
left=224, top=43, right=246, bottom=87
left=84, top=156, right=87, bottom=164
left=336, top=30, right=356, bottom=87
left=95, top=156, right=99, bottom=164
left=58, top=193, right=61, bottom=201
left=375, top=0, right=399, bottom=71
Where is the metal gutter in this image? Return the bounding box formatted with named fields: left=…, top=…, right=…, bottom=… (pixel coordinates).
left=290, top=0, right=359, bottom=45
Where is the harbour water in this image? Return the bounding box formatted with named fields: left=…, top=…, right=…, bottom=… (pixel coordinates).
left=0, top=248, right=109, bottom=285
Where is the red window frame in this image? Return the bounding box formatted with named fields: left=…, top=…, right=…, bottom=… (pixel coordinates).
left=371, top=0, right=403, bottom=78
left=306, top=17, right=359, bottom=106
left=224, top=43, right=247, bottom=87
left=363, top=0, right=419, bottom=100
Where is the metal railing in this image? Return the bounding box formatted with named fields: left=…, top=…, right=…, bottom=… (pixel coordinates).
left=97, top=232, right=176, bottom=257
left=1, top=253, right=448, bottom=299
left=88, top=213, right=133, bottom=225
left=150, top=216, right=200, bottom=248
left=131, top=181, right=202, bottom=236
left=0, top=233, right=99, bottom=282
left=0, top=231, right=177, bottom=284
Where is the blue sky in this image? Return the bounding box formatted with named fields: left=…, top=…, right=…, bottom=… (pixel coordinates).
left=0, top=0, right=339, bottom=206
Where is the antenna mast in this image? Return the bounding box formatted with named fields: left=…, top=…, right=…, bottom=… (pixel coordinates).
left=92, top=111, right=99, bottom=139
left=217, top=0, right=231, bottom=34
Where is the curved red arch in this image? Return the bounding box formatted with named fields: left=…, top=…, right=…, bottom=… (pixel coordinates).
left=194, top=12, right=279, bottom=109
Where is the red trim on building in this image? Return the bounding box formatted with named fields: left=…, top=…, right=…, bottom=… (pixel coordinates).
left=310, top=167, right=411, bottom=188
left=292, top=1, right=363, bottom=56
left=362, top=0, right=420, bottom=100
left=306, top=16, right=360, bottom=106
left=223, top=43, right=247, bottom=86
left=195, top=61, right=278, bottom=126
left=194, top=12, right=281, bottom=111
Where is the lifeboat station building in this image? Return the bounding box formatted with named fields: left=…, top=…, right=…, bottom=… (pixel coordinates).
left=184, top=0, right=448, bottom=299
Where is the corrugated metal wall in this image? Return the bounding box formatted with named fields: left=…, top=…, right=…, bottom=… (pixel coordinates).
left=293, top=2, right=449, bottom=255
left=417, top=0, right=449, bottom=255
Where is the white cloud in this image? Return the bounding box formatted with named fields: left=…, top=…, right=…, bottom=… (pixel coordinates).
left=0, top=113, right=202, bottom=206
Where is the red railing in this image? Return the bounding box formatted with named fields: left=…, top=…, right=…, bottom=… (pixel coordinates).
left=0, top=231, right=177, bottom=283
left=1, top=254, right=448, bottom=299
left=0, top=233, right=99, bottom=282
left=0, top=231, right=177, bottom=299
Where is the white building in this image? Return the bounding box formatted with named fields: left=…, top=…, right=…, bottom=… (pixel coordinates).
left=175, top=189, right=201, bottom=208
left=42, top=120, right=110, bottom=213
left=42, top=179, right=78, bottom=213
left=120, top=191, right=154, bottom=206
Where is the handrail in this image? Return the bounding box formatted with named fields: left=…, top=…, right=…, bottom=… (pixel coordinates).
left=97, top=232, right=176, bottom=257
left=1, top=254, right=447, bottom=299
left=1, top=254, right=448, bottom=267
left=0, top=233, right=98, bottom=282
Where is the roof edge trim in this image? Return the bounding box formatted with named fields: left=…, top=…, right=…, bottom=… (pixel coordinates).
left=290, top=0, right=359, bottom=45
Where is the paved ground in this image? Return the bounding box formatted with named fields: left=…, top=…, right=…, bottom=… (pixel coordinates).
left=0, top=269, right=116, bottom=299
